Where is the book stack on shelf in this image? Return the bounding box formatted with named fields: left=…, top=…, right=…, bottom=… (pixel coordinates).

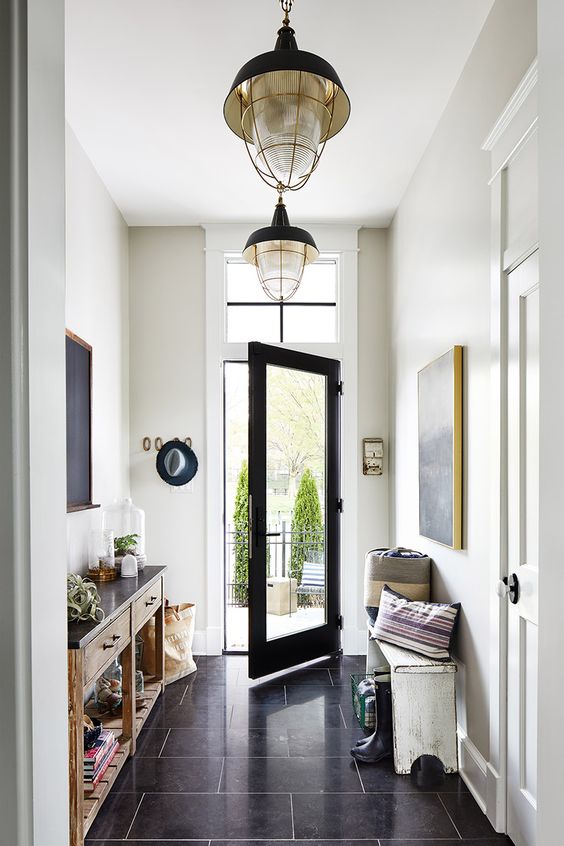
left=84, top=729, right=118, bottom=793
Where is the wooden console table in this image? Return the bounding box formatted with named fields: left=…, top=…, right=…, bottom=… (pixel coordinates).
left=68, top=565, right=166, bottom=846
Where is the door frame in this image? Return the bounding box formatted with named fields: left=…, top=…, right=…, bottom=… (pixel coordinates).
left=483, top=58, right=538, bottom=833
left=204, top=224, right=359, bottom=658
left=247, top=342, right=341, bottom=678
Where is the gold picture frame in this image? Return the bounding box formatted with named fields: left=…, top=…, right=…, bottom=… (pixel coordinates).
left=418, top=346, right=462, bottom=549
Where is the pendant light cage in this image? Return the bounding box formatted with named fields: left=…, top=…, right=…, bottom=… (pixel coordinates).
left=247, top=240, right=308, bottom=302
left=242, top=198, right=319, bottom=303
left=236, top=70, right=339, bottom=192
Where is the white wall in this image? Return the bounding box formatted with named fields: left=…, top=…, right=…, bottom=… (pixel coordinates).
left=65, top=125, right=130, bottom=572
left=357, top=229, right=390, bottom=587
left=129, top=227, right=207, bottom=629
left=387, top=0, right=537, bottom=760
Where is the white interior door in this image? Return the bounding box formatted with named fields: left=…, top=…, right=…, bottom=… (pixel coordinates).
left=506, top=250, right=539, bottom=846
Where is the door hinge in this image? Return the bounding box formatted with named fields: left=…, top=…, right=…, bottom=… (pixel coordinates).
left=337, top=381, right=344, bottom=395
left=337, top=498, right=344, bottom=513
left=336, top=614, right=344, bottom=630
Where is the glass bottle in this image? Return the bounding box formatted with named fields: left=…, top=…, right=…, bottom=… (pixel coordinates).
left=88, top=529, right=116, bottom=581
left=102, top=498, right=146, bottom=570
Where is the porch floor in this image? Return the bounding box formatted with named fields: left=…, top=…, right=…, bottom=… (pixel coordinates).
left=85, top=654, right=511, bottom=845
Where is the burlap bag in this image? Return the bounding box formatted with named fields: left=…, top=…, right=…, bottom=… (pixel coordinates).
left=141, top=602, right=197, bottom=685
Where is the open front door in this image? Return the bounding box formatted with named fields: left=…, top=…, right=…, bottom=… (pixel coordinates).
left=248, top=342, right=341, bottom=678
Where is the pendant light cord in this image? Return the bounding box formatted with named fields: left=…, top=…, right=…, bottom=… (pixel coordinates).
left=280, top=0, right=293, bottom=26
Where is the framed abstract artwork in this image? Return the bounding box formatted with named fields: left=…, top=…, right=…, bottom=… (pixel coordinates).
left=418, top=346, right=462, bottom=549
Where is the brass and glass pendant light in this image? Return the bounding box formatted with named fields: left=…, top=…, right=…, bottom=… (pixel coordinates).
left=225, top=0, right=350, bottom=302
left=243, top=193, right=319, bottom=302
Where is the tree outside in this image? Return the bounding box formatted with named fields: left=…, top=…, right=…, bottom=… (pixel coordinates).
left=232, top=459, right=248, bottom=604
left=290, top=468, right=324, bottom=586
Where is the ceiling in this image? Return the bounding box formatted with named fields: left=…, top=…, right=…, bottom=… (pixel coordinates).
left=65, top=0, right=494, bottom=227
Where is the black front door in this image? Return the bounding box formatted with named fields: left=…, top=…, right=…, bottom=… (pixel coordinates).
left=247, top=342, right=341, bottom=678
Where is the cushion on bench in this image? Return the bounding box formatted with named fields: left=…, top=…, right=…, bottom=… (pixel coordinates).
left=371, top=585, right=460, bottom=661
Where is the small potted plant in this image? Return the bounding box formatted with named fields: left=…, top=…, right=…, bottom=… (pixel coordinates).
left=114, top=533, right=140, bottom=571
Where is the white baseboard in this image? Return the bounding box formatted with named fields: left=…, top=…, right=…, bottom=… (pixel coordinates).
left=457, top=726, right=488, bottom=812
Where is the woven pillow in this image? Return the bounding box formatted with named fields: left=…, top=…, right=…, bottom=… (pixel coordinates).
left=372, top=585, right=460, bottom=660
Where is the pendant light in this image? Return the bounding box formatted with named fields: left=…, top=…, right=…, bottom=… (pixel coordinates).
left=224, top=0, right=350, bottom=193
left=243, top=195, right=319, bottom=302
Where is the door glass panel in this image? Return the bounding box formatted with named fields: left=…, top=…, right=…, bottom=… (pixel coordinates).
left=265, top=364, right=326, bottom=640
left=224, top=362, right=249, bottom=652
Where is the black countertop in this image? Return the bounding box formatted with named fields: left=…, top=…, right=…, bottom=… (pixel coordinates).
left=68, top=565, right=166, bottom=649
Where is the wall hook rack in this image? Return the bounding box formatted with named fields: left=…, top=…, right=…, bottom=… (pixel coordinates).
left=142, top=436, right=192, bottom=452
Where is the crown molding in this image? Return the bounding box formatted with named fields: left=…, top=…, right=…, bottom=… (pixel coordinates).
left=482, top=58, right=538, bottom=152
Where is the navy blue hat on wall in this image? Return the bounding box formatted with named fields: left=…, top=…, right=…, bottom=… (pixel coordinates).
left=156, top=439, right=198, bottom=486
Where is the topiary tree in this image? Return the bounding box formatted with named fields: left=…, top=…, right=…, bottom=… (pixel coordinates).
left=233, top=460, right=248, bottom=604
left=290, top=468, right=323, bottom=586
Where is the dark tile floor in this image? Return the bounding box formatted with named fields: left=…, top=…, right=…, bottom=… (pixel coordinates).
left=86, top=653, right=512, bottom=844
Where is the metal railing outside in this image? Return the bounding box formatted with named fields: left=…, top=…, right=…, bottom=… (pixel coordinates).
left=225, top=522, right=324, bottom=608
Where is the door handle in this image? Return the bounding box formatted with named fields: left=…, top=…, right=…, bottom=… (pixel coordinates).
left=496, top=573, right=520, bottom=604
left=258, top=531, right=281, bottom=537
left=248, top=494, right=253, bottom=560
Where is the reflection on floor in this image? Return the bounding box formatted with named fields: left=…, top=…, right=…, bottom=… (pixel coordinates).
left=225, top=606, right=325, bottom=650
left=85, top=654, right=512, bottom=845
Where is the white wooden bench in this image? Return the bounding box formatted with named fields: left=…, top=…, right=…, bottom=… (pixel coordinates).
left=366, top=631, right=458, bottom=775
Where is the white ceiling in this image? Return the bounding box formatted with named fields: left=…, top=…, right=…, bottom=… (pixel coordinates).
left=65, top=0, right=494, bottom=227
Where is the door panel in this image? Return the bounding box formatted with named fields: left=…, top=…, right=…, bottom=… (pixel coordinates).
left=507, top=251, right=539, bottom=846
left=248, top=342, right=341, bottom=679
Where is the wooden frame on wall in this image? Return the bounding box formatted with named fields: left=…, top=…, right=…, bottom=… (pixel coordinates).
left=66, top=329, right=98, bottom=512
left=418, top=345, right=462, bottom=550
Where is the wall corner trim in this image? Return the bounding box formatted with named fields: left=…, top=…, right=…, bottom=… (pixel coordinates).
left=482, top=58, right=538, bottom=151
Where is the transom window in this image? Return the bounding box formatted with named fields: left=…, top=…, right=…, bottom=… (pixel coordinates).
left=225, top=257, right=338, bottom=343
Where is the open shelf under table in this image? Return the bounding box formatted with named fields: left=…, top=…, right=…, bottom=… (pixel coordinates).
left=82, top=677, right=163, bottom=835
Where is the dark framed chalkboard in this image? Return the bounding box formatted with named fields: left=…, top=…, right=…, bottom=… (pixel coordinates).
left=66, top=330, right=99, bottom=512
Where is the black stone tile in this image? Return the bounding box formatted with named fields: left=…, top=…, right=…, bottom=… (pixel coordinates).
left=161, top=677, right=190, bottom=704
left=440, top=792, right=507, bottom=838
left=188, top=668, right=240, bottom=685
left=356, top=759, right=469, bottom=794
left=287, top=726, right=368, bottom=756
left=84, top=790, right=142, bottom=840
left=276, top=667, right=334, bottom=685
left=220, top=755, right=362, bottom=793
left=88, top=842, right=208, bottom=845
left=329, top=666, right=364, bottom=685
left=128, top=792, right=293, bottom=840
left=113, top=754, right=223, bottom=793
left=183, top=681, right=286, bottom=706
left=162, top=727, right=290, bottom=757
left=230, top=702, right=345, bottom=729
left=144, top=698, right=233, bottom=729
left=133, top=727, right=169, bottom=757
left=285, top=683, right=352, bottom=705
left=212, top=842, right=381, bottom=846
left=292, top=792, right=459, bottom=839
left=380, top=842, right=511, bottom=846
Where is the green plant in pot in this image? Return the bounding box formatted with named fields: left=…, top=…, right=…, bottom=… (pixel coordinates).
left=114, top=533, right=140, bottom=568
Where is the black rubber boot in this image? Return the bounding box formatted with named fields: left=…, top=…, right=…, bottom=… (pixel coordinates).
left=351, top=677, right=393, bottom=763
left=355, top=666, right=390, bottom=745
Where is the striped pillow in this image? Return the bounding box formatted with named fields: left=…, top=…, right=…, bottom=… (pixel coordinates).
left=372, top=585, right=460, bottom=660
